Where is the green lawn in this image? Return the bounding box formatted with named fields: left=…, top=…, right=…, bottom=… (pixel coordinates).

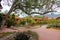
left=26, top=30, right=38, bottom=40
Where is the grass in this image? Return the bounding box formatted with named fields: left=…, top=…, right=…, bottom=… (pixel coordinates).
left=26, top=30, right=38, bottom=40
left=0, top=32, right=14, bottom=38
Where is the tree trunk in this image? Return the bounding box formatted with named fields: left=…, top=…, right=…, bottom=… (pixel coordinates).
left=0, top=1, right=15, bottom=28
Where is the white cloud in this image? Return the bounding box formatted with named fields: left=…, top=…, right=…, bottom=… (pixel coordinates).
left=1, top=6, right=10, bottom=13
left=1, top=0, right=12, bottom=13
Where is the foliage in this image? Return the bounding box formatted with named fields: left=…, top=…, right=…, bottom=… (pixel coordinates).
left=26, top=18, right=32, bottom=24
left=2, top=0, right=60, bottom=28
left=47, top=19, right=60, bottom=28
left=46, top=19, right=60, bottom=24
left=39, top=19, right=60, bottom=25
left=6, top=14, right=16, bottom=28
left=25, top=16, right=36, bottom=26
left=39, top=21, right=47, bottom=24
left=15, top=32, right=31, bottom=40
left=8, top=0, right=57, bottom=15
left=27, top=30, right=38, bottom=40
left=0, top=13, right=3, bottom=21
left=20, top=20, right=26, bottom=26
left=15, top=30, right=38, bottom=40
left=34, top=15, right=44, bottom=19
left=34, top=15, right=41, bottom=18
left=47, top=23, right=60, bottom=28
left=0, top=13, right=4, bottom=28
left=6, top=19, right=14, bottom=28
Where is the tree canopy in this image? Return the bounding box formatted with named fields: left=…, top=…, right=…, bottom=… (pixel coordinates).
left=5, top=0, right=60, bottom=15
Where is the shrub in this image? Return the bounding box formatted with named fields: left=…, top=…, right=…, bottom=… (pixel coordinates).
left=6, top=19, right=13, bottom=28
left=46, top=19, right=60, bottom=24
left=20, top=20, right=26, bottom=26
left=29, top=19, right=36, bottom=26
left=15, top=31, right=38, bottom=40
left=47, top=23, right=60, bottom=28
left=27, top=30, right=38, bottom=40
left=54, top=23, right=60, bottom=28
left=39, top=21, right=47, bottom=25
left=6, top=14, right=16, bottom=28
left=0, top=13, right=3, bottom=28
left=15, top=32, right=31, bottom=40
left=47, top=24, right=54, bottom=28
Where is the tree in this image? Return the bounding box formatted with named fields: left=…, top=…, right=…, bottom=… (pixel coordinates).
left=6, top=14, right=16, bottom=28
left=0, top=13, right=3, bottom=28
left=1, top=0, right=60, bottom=27
left=7, top=0, right=57, bottom=15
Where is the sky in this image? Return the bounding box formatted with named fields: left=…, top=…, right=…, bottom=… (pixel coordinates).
left=1, top=0, right=60, bottom=18
left=1, top=0, right=12, bottom=13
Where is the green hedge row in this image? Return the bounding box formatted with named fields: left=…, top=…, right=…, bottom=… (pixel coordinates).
left=47, top=23, right=60, bottom=28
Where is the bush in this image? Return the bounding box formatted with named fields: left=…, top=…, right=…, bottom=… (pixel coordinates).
left=20, top=20, right=26, bottom=26
left=15, top=32, right=31, bottom=40
left=6, top=14, right=16, bottom=28
left=6, top=19, right=13, bottom=28
left=47, top=23, right=60, bottom=28
left=27, top=30, right=38, bottom=40
left=46, top=19, right=60, bottom=24
left=39, top=21, right=47, bottom=25
left=15, top=31, right=38, bottom=40
left=0, top=13, right=4, bottom=28
left=15, top=30, right=38, bottom=40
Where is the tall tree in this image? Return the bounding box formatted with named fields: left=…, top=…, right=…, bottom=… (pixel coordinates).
left=1, top=0, right=60, bottom=27
left=7, top=0, right=57, bottom=15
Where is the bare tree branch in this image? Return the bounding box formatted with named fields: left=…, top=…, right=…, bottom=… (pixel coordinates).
left=31, top=11, right=56, bottom=15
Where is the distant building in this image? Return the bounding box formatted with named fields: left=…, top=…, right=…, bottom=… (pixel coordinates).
left=29, top=16, right=41, bottom=21
left=56, top=17, right=60, bottom=19
left=45, top=16, right=48, bottom=20
left=33, top=18, right=41, bottom=21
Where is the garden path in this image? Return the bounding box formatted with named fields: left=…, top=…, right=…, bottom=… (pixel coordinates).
left=0, top=25, right=60, bottom=40
left=31, top=25, right=60, bottom=40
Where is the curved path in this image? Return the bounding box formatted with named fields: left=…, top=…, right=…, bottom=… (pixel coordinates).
left=0, top=25, right=60, bottom=40
left=31, top=25, right=60, bottom=40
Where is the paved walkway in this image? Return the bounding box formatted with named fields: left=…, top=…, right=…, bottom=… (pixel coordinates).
left=0, top=28, right=18, bottom=33
left=0, top=25, right=60, bottom=40
left=31, top=25, right=60, bottom=40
